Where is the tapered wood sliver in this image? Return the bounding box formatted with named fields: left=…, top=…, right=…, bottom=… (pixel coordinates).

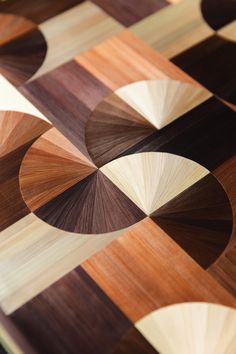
left=101, top=152, right=209, bottom=215
left=116, top=79, right=210, bottom=129
left=20, top=127, right=97, bottom=211
left=82, top=218, right=236, bottom=322
left=136, top=302, right=236, bottom=354
left=218, top=21, right=236, bottom=42
left=86, top=92, right=156, bottom=166
left=35, top=171, right=145, bottom=234
left=0, top=14, right=36, bottom=46
left=152, top=174, right=233, bottom=268
left=0, top=25, right=47, bottom=86
left=0, top=111, right=50, bottom=231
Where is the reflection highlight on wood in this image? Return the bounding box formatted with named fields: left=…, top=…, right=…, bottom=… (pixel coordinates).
left=32, top=2, right=123, bottom=80
left=0, top=213, right=126, bottom=314
left=82, top=218, right=236, bottom=322
left=136, top=302, right=236, bottom=354
left=86, top=92, right=156, bottom=166
left=116, top=79, right=210, bottom=129
left=20, top=127, right=96, bottom=211
left=101, top=152, right=209, bottom=215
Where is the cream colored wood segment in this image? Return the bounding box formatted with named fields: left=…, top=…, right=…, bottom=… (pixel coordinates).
left=0, top=214, right=127, bottom=314
left=136, top=302, right=236, bottom=354
left=218, top=21, right=236, bottom=42
left=100, top=152, right=209, bottom=215
left=32, top=1, right=123, bottom=80
left=0, top=75, right=49, bottom=122
left=130, top=0, right=214, bottom=59
left=116, top=80, right=211, bottom=129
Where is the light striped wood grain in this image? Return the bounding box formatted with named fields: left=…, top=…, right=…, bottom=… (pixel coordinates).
left=130, top=0, right=214, bottom=59
left=82, top=218, right=236, bottom=322
left=136, top=302, right=236, bottom=354
left=0, top=213, right=128, bottom=315
left=76, top=30, right=201, bottom=90
left=31, top=1, right=123, bottom=80
left=0, top=75, right=49, bottom=122
left=20, top=127, right=96, bottom=211
left=101, top=152, right=209, bottom=215
left=116, top=79, right=211, bottom=129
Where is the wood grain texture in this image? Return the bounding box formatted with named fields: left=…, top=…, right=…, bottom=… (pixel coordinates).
left=101, top=152, right=209, bottom=215
left=20, top=127, right=96, bottom=211
left=10, top=268, right=131, bottom=354
left=0, top=27, right=47, bottom=86
left=86, top=92, right=156, bottom=167
left=0, top=0, right=84, bottom=24
left=131, top=0, right=214, bottom=59
left=32, top=2, right=123, bottom=80
left=0, top=14, right=36, bottom=46
left=152, top=174, right=233, bottom=269
left=0, top=111, right=50, bottom=231
left=172, top=35, right=236, bottom=104
left=119, top=97, right=236, bottom=170
left=136, top=303, right=236, bottom=354
left=209, top=155, right=236, bottom=296
left=0, top=213, right=126, bottom=314
left=20, top=60, right=111, bottom=159
left=92, top=0, right=169, bottom=26
left=116, top=79, right=210, bottom=129
left=113, top=327, right=158, bottom=354
left=82, top=218, right=236, bottom=322
left=76, top=30, right=201, bottom=90
left=35, top=170, right=145, bottom=234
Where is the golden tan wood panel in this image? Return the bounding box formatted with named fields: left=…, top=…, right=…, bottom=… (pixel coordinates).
left=82, top=218, right=236, bottom=322
left=0, top=214, right=128, bottom=314
left=130, top=0, right=214, bottom=59
left=31, top=1, right=123, bottom=80
left=75, top=30, right=202, bottom=90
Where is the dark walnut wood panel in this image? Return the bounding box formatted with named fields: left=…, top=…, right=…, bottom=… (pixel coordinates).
left=201, top=0, right=236, bottom=30
left=120, top=97, right=236, bottom=171
left=20, top=60, right=111, bottom=159
left=0, top=28, right=47, bottom=86
left=152, top=174, right=233, bottom=269
left=92, top=0, right=169, bottom=26
left=0, top=0, right=84, bottom=24
left=172, top=35, right=236, bottom=104
left=10, top=267, right=131, bottom=354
